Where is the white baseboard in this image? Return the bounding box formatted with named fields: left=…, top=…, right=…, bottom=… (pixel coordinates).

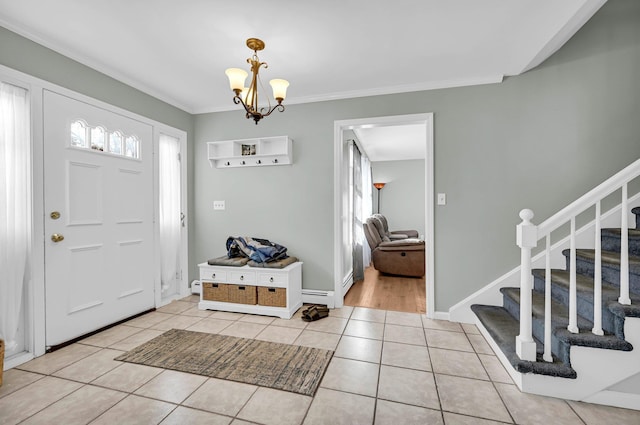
left=432, top=311, right=450, bottom=321
left=4, top=351, right=35, bottom=370
left=583, top=390, right=640, bottom=411
left=342, top=271, right=354, bottom=296
left=302, top=289, right=335, bottom=308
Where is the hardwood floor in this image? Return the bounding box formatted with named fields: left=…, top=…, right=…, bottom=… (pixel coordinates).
left=344, top=266, right=426, bottom=314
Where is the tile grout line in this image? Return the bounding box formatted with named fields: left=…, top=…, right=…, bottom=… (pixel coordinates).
left=371, top=314, right=387, bottom=425
left=464, top=328, right=517, bottom=424
left=423, top=326, right=445, bottom=424
left=565, top=399, right=589, bottom=425
left=299, top=305, right=353, bottom=425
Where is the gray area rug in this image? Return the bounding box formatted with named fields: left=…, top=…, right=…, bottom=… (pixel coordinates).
left=115, top=329, right=333, bottom=396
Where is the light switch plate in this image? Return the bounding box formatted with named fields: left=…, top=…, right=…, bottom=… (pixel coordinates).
left=213, top=200, right=225, bottom=210
left=437, top=193, right=446, bottom=205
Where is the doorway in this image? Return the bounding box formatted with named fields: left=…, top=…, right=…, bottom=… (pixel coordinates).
left=333, top=113, right=434, bottom=316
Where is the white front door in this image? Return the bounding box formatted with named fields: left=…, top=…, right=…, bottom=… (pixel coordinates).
left=43, top=90, right=155, bottom=347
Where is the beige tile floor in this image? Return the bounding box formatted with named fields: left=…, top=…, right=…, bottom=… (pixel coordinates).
left=2, top=295, right=640, bottom=425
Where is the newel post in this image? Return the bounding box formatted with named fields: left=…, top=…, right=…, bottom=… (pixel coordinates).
left=516, top=209, right=537, bottom=361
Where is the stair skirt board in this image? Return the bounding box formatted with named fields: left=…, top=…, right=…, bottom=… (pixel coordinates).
left=449, top=194, right=640, bottom=323
left=475, top=315, right=640, bottom=411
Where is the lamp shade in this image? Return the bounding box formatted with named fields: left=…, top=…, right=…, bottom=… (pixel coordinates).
left=373, top=182, right=386, bottom=190
left=269, top=79, right=289, bottom=101
left=225, top=68, right=248, bottom=91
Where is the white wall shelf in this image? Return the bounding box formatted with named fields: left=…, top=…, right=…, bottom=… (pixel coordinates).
left=207, top=135, right=293, bottom=168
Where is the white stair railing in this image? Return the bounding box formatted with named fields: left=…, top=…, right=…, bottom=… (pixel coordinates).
left=516, top=158, right=640, bottom=362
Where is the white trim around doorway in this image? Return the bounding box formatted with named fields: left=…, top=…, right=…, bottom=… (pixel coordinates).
left=333, top=113, right=435, bottom=317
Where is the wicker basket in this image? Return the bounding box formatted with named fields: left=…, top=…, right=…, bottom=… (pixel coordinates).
left=203, top=282, right=230, bottom=302
left=228, top=285, right=257, bottom=305
left=258, top=287, right=287, bottom=307
left=0, top=338, right=4, bottom=387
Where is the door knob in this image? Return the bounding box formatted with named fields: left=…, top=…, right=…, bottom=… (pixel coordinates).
left=51, top=233, right=64, bottom=243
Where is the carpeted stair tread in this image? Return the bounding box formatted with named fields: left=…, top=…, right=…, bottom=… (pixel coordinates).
left=554, top=327, right=633, bottom=352
left=531, top=269, right=619, bottom=298
left=572, top=249, right=640, bottom=267
left=501, top=287, right=594, bottom=331
left=533, top=269, right=640, bottom=306
left=601, top=228, right=640, bottom=238
left=501, top=287, right=635, bottom=353
left=601, top=228, right=640, bottom=255
left=608, top=300, right=640, bottom=320
left=470, top=304, right=576, bottom=378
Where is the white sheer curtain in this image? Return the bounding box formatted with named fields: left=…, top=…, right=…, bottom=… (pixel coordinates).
left=159, top=134, right=181, bottom=296
left=351, top=142, right=364, bottom=282
left=0, top=82, right=31, bottom=352
left=361, top=154, right=373, bottom=266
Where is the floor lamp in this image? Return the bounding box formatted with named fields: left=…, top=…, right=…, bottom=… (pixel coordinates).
left=373, top=182, right=385, bottom=213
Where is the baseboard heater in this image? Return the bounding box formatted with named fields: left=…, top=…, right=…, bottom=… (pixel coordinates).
left=301, top=289, right=335, bottom=308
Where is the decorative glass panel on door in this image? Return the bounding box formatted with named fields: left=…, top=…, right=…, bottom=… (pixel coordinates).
left=109, top=131, right=123, bottom=155
left=68, top=122, right=140, bottom=159
left=70, top=120, right=87, bottom=148
left=125, top=135, right=139, bottom=159
left=90, top=126, right=105, bottom=151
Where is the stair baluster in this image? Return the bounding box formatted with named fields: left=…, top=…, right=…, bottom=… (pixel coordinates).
left=619, top=183, right=631, bottom=305
left=592, top=200, right=604, bottom=335
left=568, top=217, right=579, bottom=333
left=543, top=235, right=553, bottom=361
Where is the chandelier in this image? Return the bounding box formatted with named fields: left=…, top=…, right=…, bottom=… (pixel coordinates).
left=225, top=38, right=289, bottom=124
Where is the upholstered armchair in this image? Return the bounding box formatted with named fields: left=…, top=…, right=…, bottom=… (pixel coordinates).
left=371, top=214, right=419, bottom=240
left=363, top=217, right=425, bottom=277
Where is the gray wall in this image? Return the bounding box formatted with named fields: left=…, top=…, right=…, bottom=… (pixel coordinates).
left=194, top=0, right=640, bottom=310
left=372, top=160, right=426, bottom=238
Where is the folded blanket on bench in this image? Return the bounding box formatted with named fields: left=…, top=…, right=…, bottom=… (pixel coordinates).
left=207, top=256, right=249, bottom=267
left=226, top=236, right=288, bottom=263
left=248, top=256, right=298, bottom=269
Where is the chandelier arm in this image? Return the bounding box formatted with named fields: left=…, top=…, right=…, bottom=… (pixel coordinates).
left=233, top=95, right=255, bottom=116
left=260, top=103, right=286, bottom=118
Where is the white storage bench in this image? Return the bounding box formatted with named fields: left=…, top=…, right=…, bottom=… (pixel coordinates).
left=198, top=261, right=302, bottom=319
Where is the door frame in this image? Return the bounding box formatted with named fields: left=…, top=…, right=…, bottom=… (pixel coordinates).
left=0, top=63, right=189, bottom=367
left=333, top=113, right=435, bottom=317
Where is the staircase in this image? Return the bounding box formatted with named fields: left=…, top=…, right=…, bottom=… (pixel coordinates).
left=472, top=206, right=640, bottom=378
left=463, top=159, right=640, bottom=410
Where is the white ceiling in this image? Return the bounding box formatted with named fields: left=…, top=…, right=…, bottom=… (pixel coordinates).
left=0, top=0, right=605, bottom=115
left=354, top=124, right=426, bottom=162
